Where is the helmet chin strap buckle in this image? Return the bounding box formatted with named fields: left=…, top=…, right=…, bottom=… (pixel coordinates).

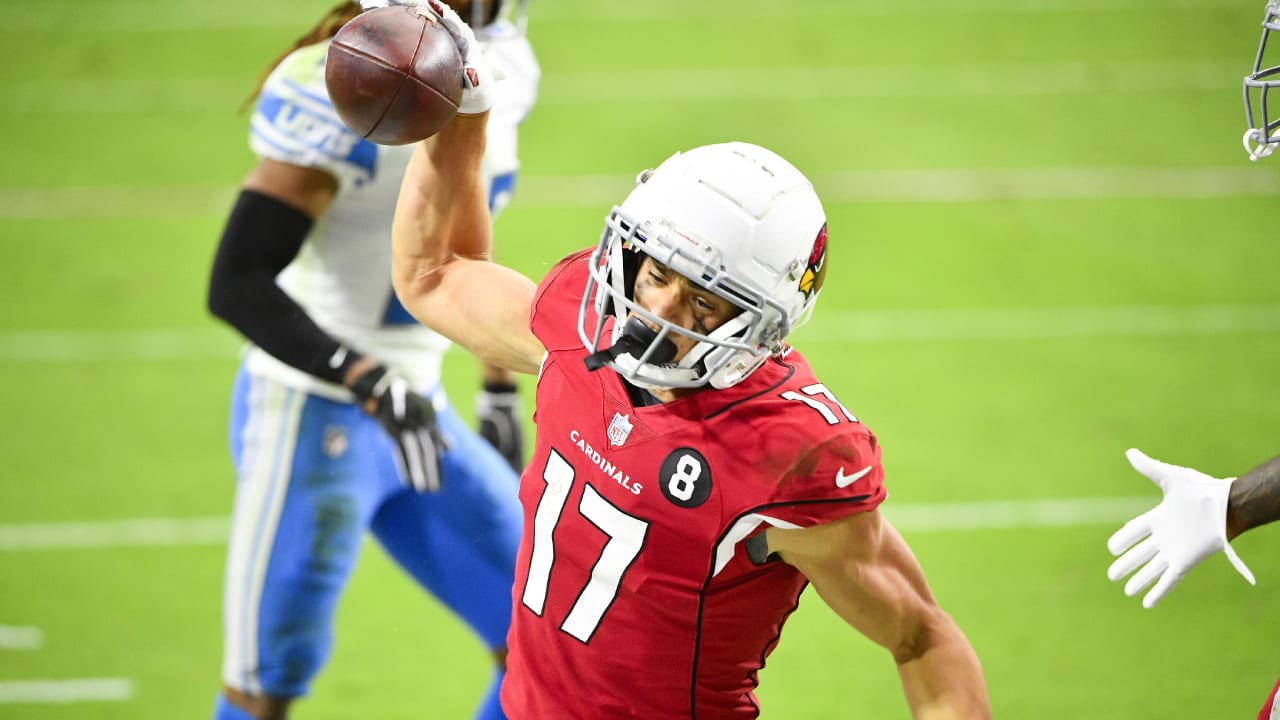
left=584, top=316, right=678, bottom=372
left=1243, top=127, right=1279, bottom=162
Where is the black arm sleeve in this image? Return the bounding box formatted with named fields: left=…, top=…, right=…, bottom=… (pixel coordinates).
left=207, top=189, right=362, bottom=386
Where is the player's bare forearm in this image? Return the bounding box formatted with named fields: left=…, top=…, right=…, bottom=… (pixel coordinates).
left=392, top=112, right=491, bottom=292
left=768, top=513, right=990, bottom=719
left=391, top=113, right=544, bottom=374
left=1226, top=454, right=1280, bottom=540
left=414, top=257, right=542, bottom=373
left=896, top=614, right=991, bottom=720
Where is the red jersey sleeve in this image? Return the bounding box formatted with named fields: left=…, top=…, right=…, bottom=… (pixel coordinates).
left=530, top=248, right=594, bottom=352
left=765, top=426, right=887, bottom=528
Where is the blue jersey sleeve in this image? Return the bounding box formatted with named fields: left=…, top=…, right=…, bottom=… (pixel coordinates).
left=248, top=42, right=379, bottom=190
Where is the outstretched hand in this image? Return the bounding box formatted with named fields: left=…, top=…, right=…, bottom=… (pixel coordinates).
left=1106, top=448, right=1255, bottom=608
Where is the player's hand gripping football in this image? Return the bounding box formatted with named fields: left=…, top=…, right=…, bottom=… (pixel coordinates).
left=1106, top=448, right=1255, bottom=608
left=358, top=0, right=495, bottom=114
left=347, top=363, right=448, bottom=493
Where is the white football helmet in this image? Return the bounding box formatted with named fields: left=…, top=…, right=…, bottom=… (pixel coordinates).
left=1244, top=0, right=1280, bottom=161
left=578, top=142, right=829, bottom=391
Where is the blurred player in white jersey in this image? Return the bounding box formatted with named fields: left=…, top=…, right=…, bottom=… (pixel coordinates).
left=204, top=2, right=538, bottom=718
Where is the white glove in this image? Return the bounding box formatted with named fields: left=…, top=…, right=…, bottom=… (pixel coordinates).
left=1106, top=448, right=1255, bottom=608
left=358, top=0, right=496, bottom=115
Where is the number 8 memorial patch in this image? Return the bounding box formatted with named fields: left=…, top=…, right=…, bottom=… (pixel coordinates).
left=659, top=447, right=712, bottom=508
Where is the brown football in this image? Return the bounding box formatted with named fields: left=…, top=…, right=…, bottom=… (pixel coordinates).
left=324, top=5, right=464, bottom=145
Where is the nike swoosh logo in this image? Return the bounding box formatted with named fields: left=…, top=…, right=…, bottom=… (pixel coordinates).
left=835, top=465, right=873, bottom=488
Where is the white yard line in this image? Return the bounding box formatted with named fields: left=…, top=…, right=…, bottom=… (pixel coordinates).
left=0, top=60, right=1237, bottom=115
left=811, top=167, right=1280, bottom=203
left=1, top=166, right=1278, bottom=222
left=0, top=627, right=43, bottom=650
left=512, top=168, right=1280, bottom=209
left=540, top=60, right=1234, bottom=104
left=886, top=497, right=1153, bottom=532
left=794, top=304, right=1280, bottom=344
left=1, top=304, right=1277, bottom=363
left=0, top=185, right=237, bottom=219
left=0, top=517, right=231, bottom=551
left=532, top=0, right=1248, bottom=21
left=0, top=328, right=242, bottom=362
left=0, top=678, right=133, bottom=704
left=0, top=498, right=1153, bottom=551
left=4, top=0, right=1246, bottom=32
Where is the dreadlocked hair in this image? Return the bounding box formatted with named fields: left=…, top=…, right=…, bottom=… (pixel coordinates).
left=239, top=1, right=363, bottom=114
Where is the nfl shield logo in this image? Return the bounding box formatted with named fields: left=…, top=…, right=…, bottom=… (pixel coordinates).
left=607, top=412, right=634, bottom=447
left=323, top=425, right=349, bottom=459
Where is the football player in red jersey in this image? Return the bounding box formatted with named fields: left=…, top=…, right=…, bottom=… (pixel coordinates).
left=388, top=5, right=990, bottom=717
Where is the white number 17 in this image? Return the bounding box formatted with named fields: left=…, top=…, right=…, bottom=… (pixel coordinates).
left=781, top=383, right=857, bottom=425
left=521, top=450, right=650, bottom=643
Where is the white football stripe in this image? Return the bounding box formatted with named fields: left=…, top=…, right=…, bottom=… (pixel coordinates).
left=2, top=166, right=1277, bottom=220
left=0, top=678, right=133, bottom=704
left=793, top=303, right=1280, bottom=344
left=0, top=328, right=242, bottom=361
left=0, top=185, right=236, bottom=218
left=540, top=60, right=1234, bottom=105
left=1, top=0, right=1246, bottom=33
left=885, top=497, right=1155, bottom=532
left=0, top=60, right=1237, bottom=115
left=0, top=497, right=1156, bottom=552
left=0, top=626, right=43, bottom=650
left=0, top=517, right=229, bottom=550
left=512, top=167, right=1280, bottom=208
left=1, top=304, right=1277, bottom=364
left=532, top=0, right=1247, bottom=21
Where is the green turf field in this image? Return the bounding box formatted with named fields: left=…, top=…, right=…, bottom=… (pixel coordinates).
left=2, top=0, right=1278, bottom=717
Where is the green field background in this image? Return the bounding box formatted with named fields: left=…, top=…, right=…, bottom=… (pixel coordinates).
left=2, top=0, right=1278, bottom=718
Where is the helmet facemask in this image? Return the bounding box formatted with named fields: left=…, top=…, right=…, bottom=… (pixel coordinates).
left=1244, top=0, right=1280, bottom=161
left=576, top=143, right=828, bottom=392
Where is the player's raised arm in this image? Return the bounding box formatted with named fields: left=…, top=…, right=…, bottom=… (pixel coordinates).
left=765, top=510, right=991, bottom=719
left=390, top=1, right=543, bottom=375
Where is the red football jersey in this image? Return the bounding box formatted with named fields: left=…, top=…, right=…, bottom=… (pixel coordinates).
left=501, top=250, right=888, bottom=719
left=1259, top=676, right=1280, bottom=720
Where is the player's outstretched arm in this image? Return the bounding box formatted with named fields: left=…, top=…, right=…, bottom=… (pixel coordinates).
left=766, top=510, right=991, bottom=719
left=391, top=114, right=544, bottom=375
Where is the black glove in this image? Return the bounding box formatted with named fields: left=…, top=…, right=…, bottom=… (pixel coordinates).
left=475, top=382, right=525, bottom=472
left=348, top=364, right=446, bottom=493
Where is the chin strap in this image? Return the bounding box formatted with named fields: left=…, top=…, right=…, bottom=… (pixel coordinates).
left=584, top=317, right=677, bottom=372
left=1243, top=126, right=1280, bottom=162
